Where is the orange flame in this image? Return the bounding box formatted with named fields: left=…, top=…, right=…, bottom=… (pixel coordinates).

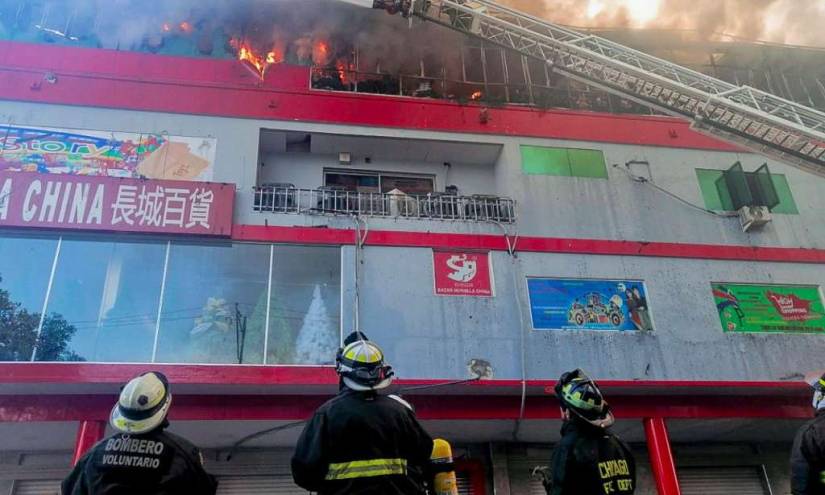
left=470, top=91, right=483, bottom=100
left=313, top=40, right=330, bottom=65
left=179, top=21, right=193, bottom=34
left=234, top=38, right=283, bottom=79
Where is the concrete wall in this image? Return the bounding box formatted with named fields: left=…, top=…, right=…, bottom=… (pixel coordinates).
left=356, top=245, right=825, bottom=381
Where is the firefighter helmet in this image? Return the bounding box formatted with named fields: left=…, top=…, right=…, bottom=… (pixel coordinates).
left=811, top=372, right=825, bottom=410
left=555, top=369, right=614, bottom=428
left=110, top=371, right=172, bottom=434
left=336, top=332, right=394, bottom=391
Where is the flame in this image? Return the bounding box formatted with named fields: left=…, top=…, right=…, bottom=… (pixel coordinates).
left=470, top=91, right=483, bottom=100
left=179, top=21, right=193, bottom=34
left=161, top=23, right=172, bottom=33
left=313, top=40, right=330, bottom=65
left=336, top=59, right=349, bottom=85
left=239, top=44, right=266, bottom=76
left=234, top=38, right=283, bottom=78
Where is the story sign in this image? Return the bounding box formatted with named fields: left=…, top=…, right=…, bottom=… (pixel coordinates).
left=0, top=171, right=234, bottom=236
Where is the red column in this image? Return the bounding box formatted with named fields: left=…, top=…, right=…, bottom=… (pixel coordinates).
left=644, top=417, right=681, bottom=495
left=72, top=420, right=107, bottom=465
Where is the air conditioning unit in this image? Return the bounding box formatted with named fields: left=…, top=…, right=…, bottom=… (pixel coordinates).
left=738, top=205, right=772, bottom=232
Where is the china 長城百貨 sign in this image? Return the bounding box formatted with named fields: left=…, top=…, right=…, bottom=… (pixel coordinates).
left=0, top=171, right=233, bottom=237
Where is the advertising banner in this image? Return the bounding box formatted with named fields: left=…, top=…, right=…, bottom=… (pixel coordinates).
left=528, top=278, right=652, bottom=331
left=0, top=171, right=233, bottom=237
left=433, top=251, right=493, bottom=297
left=0, top=125, right=216, bottom=181
left=712, top=283, right=825, bottom=333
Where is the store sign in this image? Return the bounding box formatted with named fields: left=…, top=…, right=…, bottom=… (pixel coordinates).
left=433, top=251, right=493, bottom=297
left=0, top=125, right=216, bottom=181
left=0, top=171, right=233, bottom=236
left=528, top=278, right=653, bottom=331
left=712, top=283, right=825, bottom=333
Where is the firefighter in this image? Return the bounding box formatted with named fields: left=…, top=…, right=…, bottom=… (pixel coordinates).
left=791, top=372, right=825, bottom=495
left=537, top=369, right=636, bottom=495
left=291, top=331, right=434, bottom=494
left=61, top=371, right=218, bottom=495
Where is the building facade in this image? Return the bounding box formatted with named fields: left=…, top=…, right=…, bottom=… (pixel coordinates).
left=0, top=20, right=822, bottom=495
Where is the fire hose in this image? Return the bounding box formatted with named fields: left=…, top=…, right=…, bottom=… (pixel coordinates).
left=223, top=375, right=482, bottom=460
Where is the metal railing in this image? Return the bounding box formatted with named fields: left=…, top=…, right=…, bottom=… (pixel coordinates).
left=252, top=186, right=516, bottom=223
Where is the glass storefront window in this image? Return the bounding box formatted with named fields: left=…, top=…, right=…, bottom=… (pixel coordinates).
left=0, top=235, right=59, bottom=361
left=155, top=242, right=271, bottom=364
left=41, top=238, right=166, bottom=362
left=266, top=245, right=341, bottom=365
left=0, top=232, right=342, bottom=365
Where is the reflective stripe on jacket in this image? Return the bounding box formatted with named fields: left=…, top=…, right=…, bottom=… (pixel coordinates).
left=291, top=388, right=434, bottom=495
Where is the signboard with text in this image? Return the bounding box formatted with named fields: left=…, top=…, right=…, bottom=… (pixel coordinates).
left=528, top=278, right=653, bottom=331
left=0, top=125, right=216, bottom=180
left=433, top=251, right=493, bottom=297
left=712, top=283, right=825, bottom=333
left=0, top=171, right=233, bottom=236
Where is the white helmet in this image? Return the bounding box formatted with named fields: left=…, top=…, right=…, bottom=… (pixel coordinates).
left=110, top=372, right=172, bottom=434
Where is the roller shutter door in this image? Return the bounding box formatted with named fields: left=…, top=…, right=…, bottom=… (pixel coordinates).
left=215, top=472, right=478, bottom=494
left=216, top=475, right=308, bottom=494
left=506, top=446, right=550, bottom=495
left=678, top=466, right=769, bottom=495
left=11, top=479, right=61, bottom=495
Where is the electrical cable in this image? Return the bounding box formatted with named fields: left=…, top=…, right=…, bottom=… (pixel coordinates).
left=395, top=376, right=481, bottom=392
left=225, top=420, right=307, bottom=461
left=223, top=376, right=484, bottom=457
left=616, top=163, right=738, bottom=218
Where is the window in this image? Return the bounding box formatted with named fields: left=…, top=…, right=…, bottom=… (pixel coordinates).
left=0, top=235, right=60, bottom=362
left=155, top=242, right=271, bottom=365
left=42, top=238, right=167, bottom=362
left=520, top=145, right=608, bottom=179
left=267, top=246, right=341, bottom=365
left=696, top=165, right=799, bottom=214
left=0, top=234, right=343, bottom=364
left=324, top=170, right=435, bottom=195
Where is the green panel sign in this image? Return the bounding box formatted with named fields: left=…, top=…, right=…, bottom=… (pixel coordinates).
left=712, top=283, right=825, bottom=333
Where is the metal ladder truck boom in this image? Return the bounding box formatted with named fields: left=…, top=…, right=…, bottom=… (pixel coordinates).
left=341, top=0, right=825, bottom=177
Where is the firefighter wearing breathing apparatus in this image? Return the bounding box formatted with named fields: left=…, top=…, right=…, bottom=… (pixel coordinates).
left=791, top=372, right=825, bottom=495
left=540, top=369, right=636, bottom=495
left=291, top=331, right=435, bottom=494
left=61, top=371, right=217, bottom=495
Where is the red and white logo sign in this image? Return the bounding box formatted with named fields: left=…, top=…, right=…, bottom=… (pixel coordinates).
left=0, top=171, right=233, bottom=237
left=433, top=251, right=493, bottom=297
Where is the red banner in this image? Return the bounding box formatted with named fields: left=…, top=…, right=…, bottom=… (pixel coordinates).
left=433, top=251, right=493, bottom=297
left=0, top=171, right=233, bottom=236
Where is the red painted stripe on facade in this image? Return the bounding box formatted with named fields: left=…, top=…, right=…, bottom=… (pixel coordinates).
left=0, top=362, right=338, bottom=386
left=0, top=363, right=809, bottom=395
left=0, top=392, right=810, bottom=421
left=233, top=225, right=825, bottom=264
left=0, top=41, right=742, bottom=152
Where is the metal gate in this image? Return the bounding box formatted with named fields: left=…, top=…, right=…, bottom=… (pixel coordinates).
left=215, top=475, right=308, bottom=494
left=679, top=466, right=771, bottom=495
left=10, top=479, right=61, bottom=495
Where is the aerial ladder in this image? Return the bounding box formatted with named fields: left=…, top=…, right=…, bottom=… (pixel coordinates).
left=342, top=0, right=825, bottom=177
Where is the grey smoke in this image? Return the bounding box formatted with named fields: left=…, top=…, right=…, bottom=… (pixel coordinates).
left=499, top=0, right=825, bottom=47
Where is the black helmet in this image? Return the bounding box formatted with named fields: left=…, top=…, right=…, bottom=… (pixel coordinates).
left=335, top=332, right=394, bottom=391
left=811, top=372, right=825, bottom=410
left=555, top=369, right=614, bottom=428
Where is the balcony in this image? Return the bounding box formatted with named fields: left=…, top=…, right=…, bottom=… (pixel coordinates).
left=252, top=185, right=516, bottom=223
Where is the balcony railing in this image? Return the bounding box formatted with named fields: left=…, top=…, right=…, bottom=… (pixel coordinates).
left=253, top=185, right=516, bottom=223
